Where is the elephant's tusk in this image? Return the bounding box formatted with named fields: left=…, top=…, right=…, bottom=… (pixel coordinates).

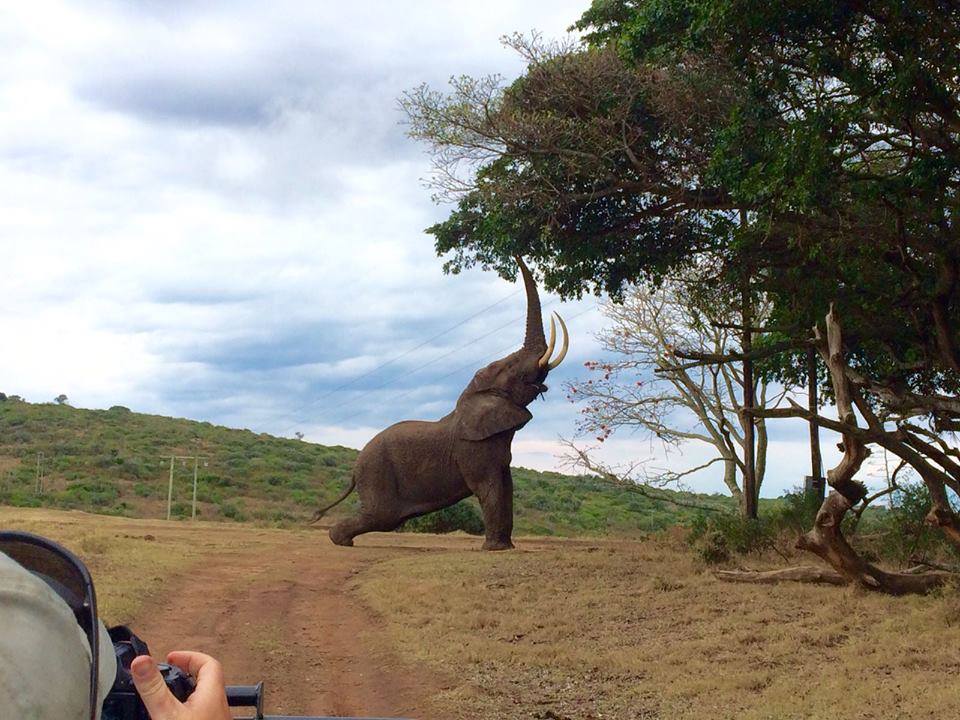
left=538, top=314, right=557, bottom=368
left=547, top=313, right=569, bottom=370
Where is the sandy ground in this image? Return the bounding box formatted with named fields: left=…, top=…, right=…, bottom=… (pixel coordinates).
left=132, top=527, right=462, bottom=718
left=8, top=508, right=959, bottom=720
left=2, top=507, right=587, bottom=718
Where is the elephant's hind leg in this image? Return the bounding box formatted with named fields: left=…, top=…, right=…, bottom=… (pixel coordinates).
left=329, top=512, right=402, bottom=547
left=329, top=519, right=358, bottom=546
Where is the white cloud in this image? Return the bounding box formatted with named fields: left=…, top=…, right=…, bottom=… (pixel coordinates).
left=0, top=0, right=863, bottom=501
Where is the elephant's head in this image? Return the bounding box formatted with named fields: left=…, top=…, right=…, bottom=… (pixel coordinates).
left=455, top=256, right=569, bottom=441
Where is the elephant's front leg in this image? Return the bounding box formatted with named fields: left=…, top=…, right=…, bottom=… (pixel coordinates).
left=474, top=466, right=514, bottom=551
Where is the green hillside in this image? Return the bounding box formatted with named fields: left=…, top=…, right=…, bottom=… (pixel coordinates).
left=0, top=397, right=734, bottom=535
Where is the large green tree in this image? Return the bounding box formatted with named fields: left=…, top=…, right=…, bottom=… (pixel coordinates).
left=404, top=3, right=960, bottom=592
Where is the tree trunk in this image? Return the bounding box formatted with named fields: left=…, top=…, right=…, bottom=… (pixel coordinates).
left=715, top=566, right=847, bottom=586
left=807, top=346, right=824, bottom=499
left=798, top=492, right=949, bottom=594
left=722, top=457, right=746, bottom=518
left=755, top=416, right=768, bottom=492
left=741, top=282, right=757, bottom=519
left=798, top=307, right=950, bottom=595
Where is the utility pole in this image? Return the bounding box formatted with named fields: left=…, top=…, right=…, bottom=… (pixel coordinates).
left=35, top=452, right=44, bottom=495
left=160, top=454, right=209, bottom=521
left=192, top=456, right=199, bottom=521
left=166, top=456, right=174, bottom=520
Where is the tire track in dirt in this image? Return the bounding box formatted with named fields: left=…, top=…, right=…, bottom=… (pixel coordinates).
left=131, top=533, right=445, bottom=718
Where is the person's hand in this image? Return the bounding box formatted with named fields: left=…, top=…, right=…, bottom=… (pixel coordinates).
left=130, top=651, right=231, bottom=720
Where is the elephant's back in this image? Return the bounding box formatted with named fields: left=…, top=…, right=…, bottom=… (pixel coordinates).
left=355, top=417, right=462, bottom=501
left=363, top=418, right=445, bottom=447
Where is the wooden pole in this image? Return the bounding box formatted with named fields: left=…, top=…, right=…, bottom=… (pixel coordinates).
left=166, top=456, right=174, bottom=521
left=742, top=283, right=757, bottom=519
left=35, top=452, right=43, bottom=495
left=807, top=346, right=824, bottom=499
left=192, top=456, right=199, bottom=521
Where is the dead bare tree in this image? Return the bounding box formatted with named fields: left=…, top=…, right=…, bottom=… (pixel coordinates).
left=563, top=282, right=785, bottom=518
left=705, top=306, right=960, bottom=594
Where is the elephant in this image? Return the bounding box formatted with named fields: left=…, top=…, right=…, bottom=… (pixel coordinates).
left=310, top=256, right=568, bottom=550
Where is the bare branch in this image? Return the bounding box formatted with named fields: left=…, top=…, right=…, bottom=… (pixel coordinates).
left=560, top=440, right=731, bottom=514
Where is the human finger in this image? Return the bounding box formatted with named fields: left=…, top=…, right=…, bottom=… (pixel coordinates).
left=166, top=651, right=229, bottom=711
left=166, top=651, right=222, bottom=681
left=131, top=654, right=182, bottom=720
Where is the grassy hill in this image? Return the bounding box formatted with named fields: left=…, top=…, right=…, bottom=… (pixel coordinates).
left=0, top=397, right=734, bottom=535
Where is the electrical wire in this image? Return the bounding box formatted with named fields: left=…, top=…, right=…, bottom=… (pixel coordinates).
left=316, top=303, right=598, bottom=429
left=260, top=287, right=522, bottom=432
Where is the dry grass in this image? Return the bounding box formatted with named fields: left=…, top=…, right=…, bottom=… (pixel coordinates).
left=0, top=506, right=261, bottom=622
left=4, top=507, right=960, bottom=719
left=357, top=533, right=960, bottom=720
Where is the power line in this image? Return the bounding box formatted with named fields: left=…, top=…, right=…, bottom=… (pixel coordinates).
left=259, top=287, right=522, bottom=432
left=331, top=341, right=521, bottom=426
left=322, top=303, right=598, bottom=428
left=278, top=297, right=560, bottom=434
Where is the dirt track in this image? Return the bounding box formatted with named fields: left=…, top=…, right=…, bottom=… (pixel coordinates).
left=132, top=528, right=458, bottom=719
left=8, top=508, right=960, bottom=719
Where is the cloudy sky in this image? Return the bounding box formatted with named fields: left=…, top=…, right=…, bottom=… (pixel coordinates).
left=0, top=0, right=888, bottom=497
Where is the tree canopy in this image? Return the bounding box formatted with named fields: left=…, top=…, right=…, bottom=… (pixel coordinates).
left=405, top=1, right=960, bottom=399
left=404, top=0, right=960, bottom=592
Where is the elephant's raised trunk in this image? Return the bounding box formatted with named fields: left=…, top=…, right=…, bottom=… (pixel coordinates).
left=515, top=256, right=546, bottom=353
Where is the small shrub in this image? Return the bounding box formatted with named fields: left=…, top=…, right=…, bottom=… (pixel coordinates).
left=133, top=482, right=154, bottom=497
left=865, top=481, right=960, bottom=566
left=3, top=489, right=41, bottom=508
left=687, top=512, right=776, bottom=560
left=696, top=529, right=731, bottom=564
left=400, top=500, right=484, bottom=535
left=219, top=500, right=246, bottom=521
left=772, top=489, right=822, bottom=535
left=196, top=486, right=223, bottom=504
left=60, top=479, right=119, bottom=508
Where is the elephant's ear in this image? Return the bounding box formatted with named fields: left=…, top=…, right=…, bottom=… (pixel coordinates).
left=456, top=392, right=532, bottom=441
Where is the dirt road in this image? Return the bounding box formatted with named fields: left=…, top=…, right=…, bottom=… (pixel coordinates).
left=132, top=528, right=458, bottom=719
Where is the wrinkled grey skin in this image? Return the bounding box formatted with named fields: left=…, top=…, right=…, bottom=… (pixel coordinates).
left=311, top=257, right=563, bottom=550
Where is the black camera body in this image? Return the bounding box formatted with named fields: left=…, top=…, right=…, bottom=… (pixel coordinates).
left=100, top=626, right=196, bottom=720
left=98, top=625, right=397, bottom=720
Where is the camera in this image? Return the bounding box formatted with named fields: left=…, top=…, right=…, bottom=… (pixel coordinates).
left=98, top=626, right=389, bottom=720
left=100, top=626, right=267, bottom=720
left=100, top=626, right=200, bottom=720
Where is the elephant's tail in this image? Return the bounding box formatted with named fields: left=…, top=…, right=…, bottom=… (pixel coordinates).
left=309, top=477, right=356, bottom=524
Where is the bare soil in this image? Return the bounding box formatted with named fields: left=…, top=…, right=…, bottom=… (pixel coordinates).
left=5, top=508, right=960, bottom=720
left=130, top=528, right=469, bottom=719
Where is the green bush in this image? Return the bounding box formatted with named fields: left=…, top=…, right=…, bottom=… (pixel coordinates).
left=196, top=486, right=223, bottom=504
left=291, top=490, right=318, bottom=506
left=2, top=489, right=42, bottom=508
left=696, top=528, right=731, bottom=564
left=133, top=482, right=154, bottom=497
left=687, top=512, right=777, bottom=562
left=857, top=481, right=960, bottom=566
left=400, top=500, right=484, bottom=535
left=773, top=488, right=822, bottom=535
left=219, top=500, right=246, bottom=522
left=59, top=479, right=119, bottom=508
